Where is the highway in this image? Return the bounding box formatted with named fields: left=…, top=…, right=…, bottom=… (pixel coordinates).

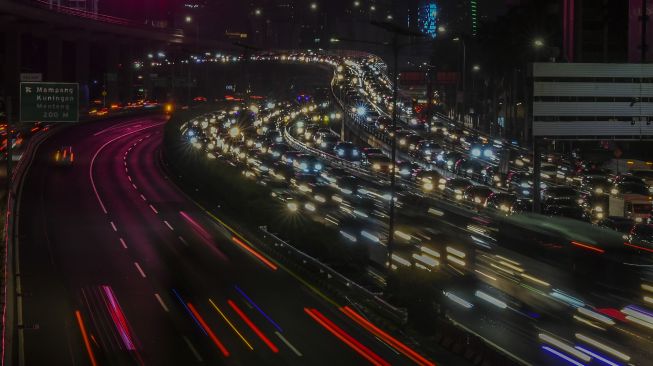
left=15, top=115, right=439, bottom=365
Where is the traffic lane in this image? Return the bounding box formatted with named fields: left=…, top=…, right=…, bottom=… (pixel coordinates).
left=89, top=122, right=205, bottom=364
left=110, top=123, right=421, bottom=365
left=18, top=117, right=198, bottom=365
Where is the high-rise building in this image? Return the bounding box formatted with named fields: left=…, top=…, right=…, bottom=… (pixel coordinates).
left=417, top=1, right=438, bottom=38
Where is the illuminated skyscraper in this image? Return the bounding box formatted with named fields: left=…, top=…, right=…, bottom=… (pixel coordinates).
left=470, top=0, right=477, bottom=36
left=417, top=1, right=438, bottom=38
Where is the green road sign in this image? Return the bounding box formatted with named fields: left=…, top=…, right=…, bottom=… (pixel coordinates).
left=20, top=82, right=79, bottom=122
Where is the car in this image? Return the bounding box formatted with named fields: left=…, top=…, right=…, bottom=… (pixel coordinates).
left=53, top=146, right=74, bottom=166
left=365, top=153, right=394, bottom=174
left=543, top=204, right=590, bottom=221
left=415, top=170, right=446, bottom=192
left=541, top=186, right=581, bottom=201
left=281, top=150, right=302, bottom=165
left=268, top=143, right=291, bottom=159
left=335, top=175, right=360, bottom=195
left=361, top=147, right=384, bottom=159
left=463, top=186, right=494, bottom=206
left=333, top=142, right=361, bottom=162
left=626, top=223, right=653, bottom=250
left=580, top=175, right=610, bottom=195
left=598, top=216, right=635, bottom=233
left=630, top=169, right=653, bottom=187
left=444, top=178, right=473, bottom=200
left=395, top=161, right=420, bottom=179
left=411, top=140, right=442, bottom=161
left=610, top=181, right=650, bottom=196
left=613, top=174, right=647, bottom=186
left=293, top=154, right=323, bottom=174
left=455, top=158, right=484, bottom=179
left=436, top=151, right=463, bottom=171
left=486, top=193, right=518, bottom=213
left=316, top=134, right=339, bottom=152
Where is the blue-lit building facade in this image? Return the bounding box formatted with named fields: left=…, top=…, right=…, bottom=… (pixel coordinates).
left=417, top=1, right=438, bottom=38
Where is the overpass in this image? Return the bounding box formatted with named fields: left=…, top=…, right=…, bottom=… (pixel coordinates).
left=0, top=0, right=228, bottom=110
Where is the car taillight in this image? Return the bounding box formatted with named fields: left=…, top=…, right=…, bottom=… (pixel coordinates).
left=70, top=153, right=74, bottom=162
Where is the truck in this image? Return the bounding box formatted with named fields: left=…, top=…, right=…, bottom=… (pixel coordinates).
left=608, top=194, right=653, bottom=223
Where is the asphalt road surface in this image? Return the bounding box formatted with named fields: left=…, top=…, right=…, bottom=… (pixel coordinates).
left=16, top=115, right=436, bottom=366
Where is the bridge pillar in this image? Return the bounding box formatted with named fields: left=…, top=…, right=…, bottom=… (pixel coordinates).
left=75, top=38, right=90, bottom=108
left=46, top=36, right=63, bottom=81
left=2, top=31, right=21, bottom=111
left=105, top=43, right=119, bottom=104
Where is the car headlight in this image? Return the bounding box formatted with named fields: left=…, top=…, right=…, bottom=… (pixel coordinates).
left=594, top=206, right=603, bottom=213
left=423, top=181, right=434, bottom=191
left=372, top=163, right=381, bottom=170
left=499, top=204, right=510, bottom=212
left=611, top=188, right=619, bottom=195
left=314, top=163, right=323, bottom=170
left=595, top=188, right=603, bottom=194
left=471, top=148, right=481, bottom=157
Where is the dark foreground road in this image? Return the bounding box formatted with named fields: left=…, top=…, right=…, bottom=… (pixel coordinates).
left=15, top=115, right=437, bottom=366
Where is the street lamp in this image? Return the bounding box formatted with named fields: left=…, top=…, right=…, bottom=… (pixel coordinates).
left=472, top=64, right=480, bottom=72
left=254, top=8, right=262, bottom=16
left=330, top=26, right=427, bottom=269
left=310, top=2, right=317, bottom=11
left=533, top=38, right=545, bottom=48
left=185, top=15, right=192, bottom=23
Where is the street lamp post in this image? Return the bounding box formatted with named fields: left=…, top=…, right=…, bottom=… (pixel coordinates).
left=185, top=15, right=200, bottom=104
left=453, top=36, right=467, bottom=122
left=334, top=21, right=426, bottom=270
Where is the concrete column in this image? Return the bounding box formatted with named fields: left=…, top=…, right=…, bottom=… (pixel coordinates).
left=46, top=36, right=63, bottom=81
left=105, top=41, right=119, bottom=104
left=2, top=31, right=21, bottom=110
left=75, top=38, right=90, bottom=108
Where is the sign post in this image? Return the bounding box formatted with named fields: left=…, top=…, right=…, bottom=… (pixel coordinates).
left=19, top=82, right=79, bottom=123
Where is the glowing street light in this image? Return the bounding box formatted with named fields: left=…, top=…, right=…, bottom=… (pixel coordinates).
left=254, top=8, right=262, bottom=16
left=472, top=64, right=480, bottom=72
left=533, top=38, right=545, bottom=48
left=310, top=2, right=317, bottom=11
left=185, top=15, right=192, bottom=23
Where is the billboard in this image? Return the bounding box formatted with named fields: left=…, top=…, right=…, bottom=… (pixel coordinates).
left=532, top=63, right=653, bottom=138
left=20, top=82, right=79, bottom=123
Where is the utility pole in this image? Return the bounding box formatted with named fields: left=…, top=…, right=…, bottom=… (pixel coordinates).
left=642, top=0, right=649, bottom=63
left=387, top=37, right=399, bottom=269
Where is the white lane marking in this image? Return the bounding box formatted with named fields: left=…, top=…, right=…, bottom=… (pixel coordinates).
left=164, top=221, right=174, bottom=231
left=119, top=238, right=128, bottom=249
left=124, top=161, right=127, bottom=166
left=110, top=221, right=117, bottom=232
left=134, top=262, right=147, bottom=278
left=275, top=332, right=302, bottom=356
left=125, top=167, right=129, bottom=174
left=182, top=336, right=203, bottom=362
left=128, top=176, right=132, bottom=182
left=132, top=184, right=137, bottom=190
left=178, top=236, right=188, bottom=246
left=149, top=205, right=158, bottom=214
left=140, top=194, right=147, bottom=201
left=154, top=293, right=169, bottom=312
